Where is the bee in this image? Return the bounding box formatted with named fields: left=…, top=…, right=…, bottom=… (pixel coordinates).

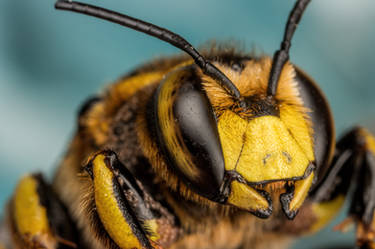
left=1, top=0, right=375, bottom=249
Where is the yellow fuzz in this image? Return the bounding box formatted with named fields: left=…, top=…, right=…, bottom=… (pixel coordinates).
left=144, top=219, right=160, bottom=242
left=360, top=128, right=375, bottom=155
left=92, top=154, right=142, bottom=249
left=85, top=59, right=194, bottom=146
left=310, top=195, right=345, bottom=233
left=111, top=72, right=165, bottom=103
left=218, top=111, right=312, bottom=182
left=85, top=72, right=164, bottom=146
left=13, top=175, right=55, bottom=248
left=227, top=181, right=269, bottom=212
left=289, top=172, right=314, bottom=211
left=202, top=57, right=312, bottom=122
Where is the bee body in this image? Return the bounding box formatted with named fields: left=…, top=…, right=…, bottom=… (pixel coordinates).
left=3, top=1, right=375, bottom=249
left=50, top=48, right=329, bottom=249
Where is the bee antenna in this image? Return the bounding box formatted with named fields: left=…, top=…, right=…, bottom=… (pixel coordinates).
left=54, top=0, right=242, bottom=101
left=267, top=0, right=311, bottom=97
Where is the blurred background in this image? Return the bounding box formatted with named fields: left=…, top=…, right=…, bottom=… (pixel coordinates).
left=1, top=0, right=375, bottom=248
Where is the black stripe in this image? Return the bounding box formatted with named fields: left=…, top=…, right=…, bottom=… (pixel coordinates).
left=34, top=174, right=82, bottom=248
left=111, top=177, right=153, bottom=249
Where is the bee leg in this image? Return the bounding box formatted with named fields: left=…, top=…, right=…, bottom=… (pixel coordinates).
left=308, top=127, right=375, bottom=249
left=6, top=173, right=79, bottom=249
left=84, top=150, right=178, bottom=249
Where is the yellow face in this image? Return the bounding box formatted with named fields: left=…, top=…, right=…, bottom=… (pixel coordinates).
left=218, top=110, right=315, bottom=217
left=219, top=112, right=312, bottom=183
left=202, top=57, right=315, bottom=217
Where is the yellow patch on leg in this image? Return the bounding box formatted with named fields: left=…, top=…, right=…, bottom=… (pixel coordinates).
left=12, top=175, right=56, bottom=248
left=310, top=195, right=345, bottom=233
left=143, top=219, right=160, bottom=242
left=91, top=154, right=143, bottom=249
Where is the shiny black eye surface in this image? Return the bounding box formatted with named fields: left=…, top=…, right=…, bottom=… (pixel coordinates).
left=294, top=68, right=335, bottom=185
left=153, top=65, right=225, bottom=200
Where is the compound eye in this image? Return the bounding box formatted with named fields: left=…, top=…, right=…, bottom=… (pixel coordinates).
left=294, top=69, right=335, bottom=184
left=154, top=65, right=225, bottom=200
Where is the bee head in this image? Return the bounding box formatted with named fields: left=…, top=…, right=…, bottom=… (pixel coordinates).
left=153, top=56, right=315, bottom=219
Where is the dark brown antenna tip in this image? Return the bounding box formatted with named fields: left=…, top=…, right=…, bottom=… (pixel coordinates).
left=267, top=0, right=311, bottom=97
left=54, top=0, right=242, bottom=101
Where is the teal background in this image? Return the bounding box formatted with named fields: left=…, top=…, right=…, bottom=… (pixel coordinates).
left=1, top=0, right=375, bottom=248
